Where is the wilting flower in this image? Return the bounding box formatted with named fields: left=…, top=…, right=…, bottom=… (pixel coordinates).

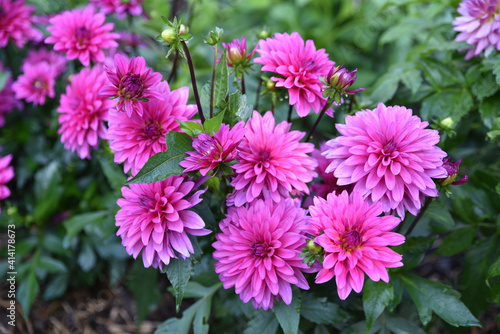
left=229, top=111, right=317, bottom=207
left=223, top=35, right=257, bottom=66
left=323, top=65, right=364, bottom=106
left=324, top=103, right=447, bottom=218
left=12, top=63, right=56, bottom=106
left=58, top=66, right=112, bottom=159
left=254, top=32, right=334, bottom=117
left=439, top=157, right=468, bottom=186
left=213, top=198, right=310, bottom=310
left=90, top=0, right=144, bottom=20
left=180, top=122, right=246, bottom=176
left=309, top=191, right=404, bottom=300
left=0, top=62, right=22, bottom=127
left=45, top=6, right=119, bottom=66
left=116, top=175, right=210, bottom=269
left=100, top=53, right=163, bottom=118
left=23, top=48, right=67, bottom=77
left=0, top=153, right=14, bottom=214
left=453, top=0, right=500, bottom=59
left=0, top=0, right=42, bottom=48
left=107, top=82, right=197, bottom=175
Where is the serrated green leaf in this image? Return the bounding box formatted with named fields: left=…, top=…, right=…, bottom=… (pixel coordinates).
left=401, top=274, right=481, bottom=327
left=420, top=90, right=473, bottom=123
left=200, top=82, right=211, bottom=118
left=17, top=270, right=39, bottom=317
left=385, top=316, right=426, bottom=334
left=43, top=274, right=68, bottom=301
left=78, top=242, right=96, bottom=272
left=63, top=211, right=108, bottom=241
left=487, top=255, right=500, bottom=279
left=435, top=226, right=477, bottom=256
left=204, top=109, right=226, bottom=135
left=244, top=309, right=279, bottom=334
left=482, top=54, right=500, bottom=85
left=273, top=291, right=300, bottom=334
left=425, top=199, right=454, bottom=227
left=38, top=256, right=67, bottom=273
left=387, top=276, right=403, bottom=312
left=178, top=120, right=203, bottom=137
left=417, top=58, right=463, bottom=89
left=363, top=280, right=394, bottom=330
left=472, top=72, right=498, bottom=100
left=392, top=236, right=437, bottom=271
left=401, top=68, right=422, bottom=95
left=479, top=94, right=500, bottom=129
left=129, top=261, right=160, bottom=322
left=213, top=53, right=228, bottom=108
left=127, top=132, right=192, bottom=184
left=225, top=91, right=252, bottom=126
left=368, top=67, right=402, bottom=103
left=165, top=257, right=193, bottom=313
left=301, top=294, right=351, bottom=329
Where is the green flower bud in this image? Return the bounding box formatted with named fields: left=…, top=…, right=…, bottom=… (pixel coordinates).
left=161, top=28, right=177, bottom=44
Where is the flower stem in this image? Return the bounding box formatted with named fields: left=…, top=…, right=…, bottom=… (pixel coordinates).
left=167, top=50, right=179, bottom=83
left=241, top=72, right=246, bottom=95
left=305, top=99, right=332, bottom=142
left=181, top=40, right=205, bottom=123
left=287, top=104, right=293, bottom=122
left=210, top=44, right=217, bottom=119
left=404, top=197, right=432, bottom=236
left=255, top=77, right=262, bottom=110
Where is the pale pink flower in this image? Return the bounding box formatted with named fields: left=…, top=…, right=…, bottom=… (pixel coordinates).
left=254, top=32, right=334, bottom=117
left=12, top=63, right=56, bottom=106
left=116, top=175, right=210, bottom=269
left=230, top=111, right=317, bottom=207
left=323, top=103, right=447, bottom=218
left=0, top=0, right=42, bottom=48
left=45, top=6, right=119, bottom=66
left=309, top=190, right=404, bottom=300
left=180, top=122, right=246, bottom=176
left=100, top=53, right=163, bottom=118
left=90, top=0, right=144, bottom=20
left=213, top=198, right=310, bottom=310
left=58, top=65, right=112, bottom=159
left=107, top=82, right=197, bottom=175
left=23, top=48, right=67, bottom=77
left=0, top=153, right=14, bottom=214
left=0, top=62, right=22, bottom=127
left=453, top=0, right=500, bottom=59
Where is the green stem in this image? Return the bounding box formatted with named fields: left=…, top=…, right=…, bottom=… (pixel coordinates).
left=181, top=41, right=205, bottom=123
left=254, top=77, right=262, bottom=110
left=241, top=72, right=245, bottom=95
left=404, top=197, right=432, bottom=236
left=287, top=104, right=293, bottom=122
left=305, top=99, right=333, bottom=142
left=210, top=44, right=217, bottom=118
left=167, top=50, right=179, bottom=83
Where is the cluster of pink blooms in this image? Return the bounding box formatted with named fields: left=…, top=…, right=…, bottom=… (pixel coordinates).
left=453, top=0, right=500, bottom=59
left=0, top=61, right=21, bottom=127
left=90, top=0, right=144, bottom=20
left=0, top=0, right=42, bottom=48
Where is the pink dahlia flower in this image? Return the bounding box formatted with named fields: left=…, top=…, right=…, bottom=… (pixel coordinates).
left=0, top=0, right=42, bottom=48
left=12, top=63, right=56, bottom=106
left=90, top=0, right=144, bottom=20
left=0, top=62, right=22, bottom=127
left=230, top=111, right=317, bottom=207
left=116, top=175, right=210, bottom=269
left=107, top=82, right=197, bottom=175
left=58, top=65, right=112, bottom=159
left=453, top=0, right=500, bottom=59
left=45, top=6, right=119, bottom=66
left=439, top=157, right=468, bottom=186
left=23, top=48, right=67, bottom=77
left=254, top=32, right=334, bottom=117
left=213, top=198, right=310, bottom=310
left=323, top=103, right=447, bottom=218
left=223, top=35, right=257, bottom=66
left=0, top=153, right=14, bottom=214
left=180, top=122, right=246, bottom=176
left=309, top=190, right=405, bottom=300
left=100, top=53, right=163, bottom=118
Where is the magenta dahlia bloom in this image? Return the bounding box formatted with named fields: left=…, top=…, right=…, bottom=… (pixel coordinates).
left=116, top=175, right=209, bottom=269
left=90, top=0, right=144, bottom=20
left=12, top=63, right=56, bottom=106
left=100, top=53, right=163, bottom=118
left=309, top=191, right=404, bottom=300
left=254, top=32, right=334, bottom=117
left=45, top=6, right=119, bottom=66
left=107, top=82, right=197, bottom=175
left=58, top=65, right=112, bottom=159
left=213, top=198, right=310, bottom=310
left=0, top=0, right=42, bottom=48
left=453, top=0, right=500, bottom=59
left=223, top=35, right=257, bottom=66
left=180, top=122, right=246, bottom=176
left=0, top=153, right=14, bottom=214
left=323, top=103, right=447, bottom=218
left=23, top=48, right=67, bottom=77
left=230, top=111, right=317, bottom=207
left=0, top=62, right=22, bottom=127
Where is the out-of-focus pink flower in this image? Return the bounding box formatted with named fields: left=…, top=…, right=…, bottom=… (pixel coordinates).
left=309, top=191, right=404, bottom=300
left=439, top=157, right=468, bottom=186
left=12, top=63, right=56, bottom=106
left=0, top=153, right=14, bottom=214
left=117, top=31, right=148, bottom=52
left=453, top=0, right=500, bottom=59
left=213, top=198, right=310, bottom=310
left=116, top=175, right=210, bottom=269
left=0, top=0, right=42, bottom=48
left=0, top=62, right=22, bottom=127
left=90, top=0, right=144, bottom=20
left=223, top=35, right=257, bottom=66
left=107, top=82, right=197, bottom=175
left=323, top=103, right=447, bottom=218
left=254, top=32, right=334, bottom=117
left=45, top=6, right=119, bottom=66
left=180, top=122, right=246, bottom=176
left=229, top=111, right=317, bottom=207
left=23, top=48, right=67, bottom=77
left=100, top=53, right=163, bottom=118
left=58, top=65, right=112, bottom=159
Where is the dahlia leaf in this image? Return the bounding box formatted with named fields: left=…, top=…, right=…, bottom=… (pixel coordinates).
left=362, top=280, right=394, bottom=331
left=301, top=294, right=352, bottom=329
left=479, top=95, right=500, bottom=129
left=178, top=120, right=204, bottom=137
left=43, top=274, right=69, bottom=301
left=425, top=199, right=454, bottom=228
left=482, top=54, right=500, bottom=85
left=98, top=154, right=126, bottom=193
left=385, top=315, right=426, bottom=334
left=435, top=226, right=477, bottom=256
left=33, top=161, right=63, bottom=222
left=487, top=256, right=500, bottom=280
left=420, top=90, right=473, bottom=123
left=273, top=291, right=300, bottom=334
left=401, top=67, right=422, bottom=96
left=244, top=309, right=279, bottom=334
left=127, top=132, right=192, bottom=184
left=471, top=72, right=498, bottom=100
left=204, top=109, right=225, bottom=135
left=77, top=242, right=96, bottom=272
left=367, top=67, right=401, bottom=104
left=38, top=256, right=67, bottom=274
left=392, top=236, right=437, bottom=272
left=225, top=90, right=252, bottom=126
left=213, top=52, right=229, bottom=109
left=63, top=211, right=108, bottom=242
left=129, top=260, right=160, bottom=322
left=417, top=58, right=463, bottom=89
left=17, top=269, right=39, bottom=318
left=165, top=257, right=193, bottom=313
left=401, top=274, right=481, bottom=328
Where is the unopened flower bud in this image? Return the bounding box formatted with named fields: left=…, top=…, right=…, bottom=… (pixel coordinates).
left=161, top=28, right=176, bottom=43
left=307, top=239, right=323, bottom=254
left=258, top=28, right=270, bottom=39
left=439, top=157, right=468, bottom=186
left=440, top=117, right=454, bottom=129
left=178, top=24, right=189, bottom=35
left=265, top=79, right=276, bottom=91
left=326, top=64, right=364, bottom=94
left=223, top=35, right=256, bottom=66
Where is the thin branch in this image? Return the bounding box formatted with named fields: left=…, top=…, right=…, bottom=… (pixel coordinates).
left=167, top=50, right=179, bottom=83
left=181, top=40, right=205, bottom=123
left=405, top=197, right=432, bottom=236
left=305, top=100, right=332, bottom=142
left=287, top=104, right=293, bottom=123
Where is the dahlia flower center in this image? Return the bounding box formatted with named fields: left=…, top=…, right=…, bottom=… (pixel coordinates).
left=381, top=141, right=399, bottom=160
left=75, top=27, right=90, bottom=46
left=144, top=123, right=161, bottom=140
left=34, top=79, right=48, bottom=90
left=259, top=149, right=270, bottom=162
left=120, top=74, right=144, bottom=98
left=341, top=230, right=362, bottom=251
left=252, top=242, right=274, bottom=257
